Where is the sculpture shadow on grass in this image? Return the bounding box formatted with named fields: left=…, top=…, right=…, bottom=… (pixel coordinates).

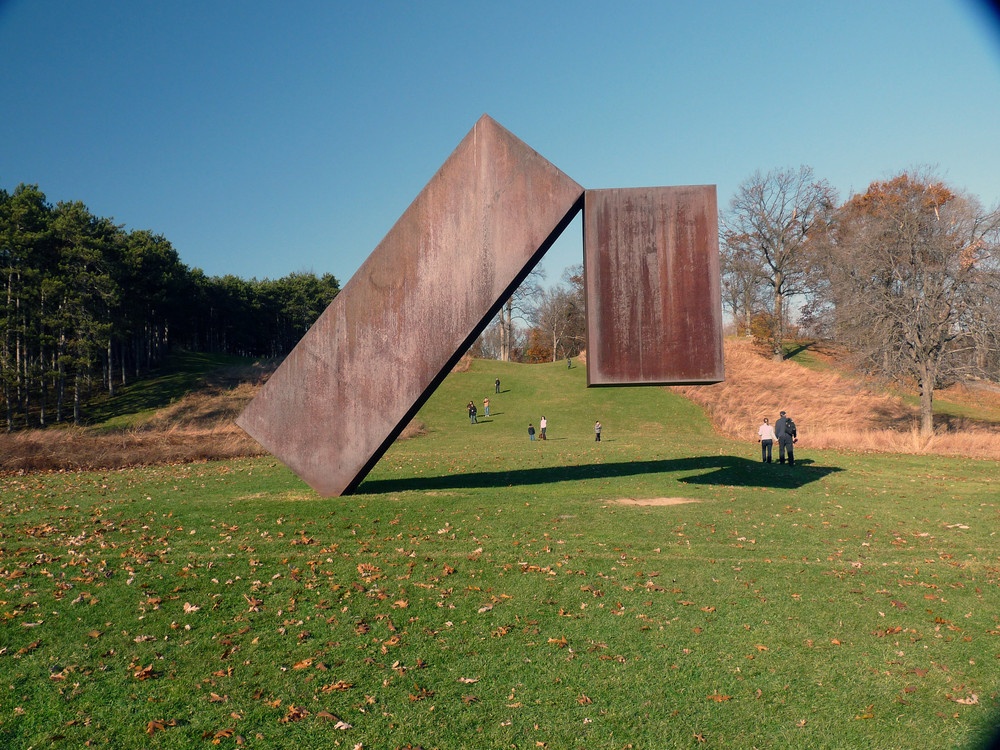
left=357, top=455, right=842, bottom=495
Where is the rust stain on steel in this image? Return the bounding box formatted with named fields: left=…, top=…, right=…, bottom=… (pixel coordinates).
left=236, top=115, right=584, bottom=496
left=583, top=186, right=724, bottom=386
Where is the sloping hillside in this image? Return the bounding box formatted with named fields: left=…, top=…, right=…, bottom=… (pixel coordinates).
left=673, top=338, right=1000, bottom=459
left=3, top=338, right=999, bottom=475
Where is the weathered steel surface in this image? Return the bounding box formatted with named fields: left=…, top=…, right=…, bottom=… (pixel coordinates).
left=583, top=186, right=724, bottom=385
left=236, top=115, right=584, bottom=496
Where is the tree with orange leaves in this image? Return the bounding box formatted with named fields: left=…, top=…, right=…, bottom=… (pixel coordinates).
left=821, top=171, right=1000, bottom=438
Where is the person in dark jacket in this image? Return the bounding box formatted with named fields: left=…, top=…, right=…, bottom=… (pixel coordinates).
left=774, top=411, right=797, bottom=465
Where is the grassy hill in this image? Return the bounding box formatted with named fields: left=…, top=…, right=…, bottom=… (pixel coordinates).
left=674, top=339, right=1000, bottom=460
left=3, top=338, right=998, bottom=476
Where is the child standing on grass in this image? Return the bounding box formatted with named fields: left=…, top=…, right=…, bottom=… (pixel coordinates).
left=528, top=423, right=536, bottom=441
left=594, top=421, right=602, bottom=441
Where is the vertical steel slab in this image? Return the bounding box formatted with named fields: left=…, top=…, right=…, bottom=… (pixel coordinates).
left=584, top=186, right=724, bottom=385
left=236, top=115, right=584, bottom=496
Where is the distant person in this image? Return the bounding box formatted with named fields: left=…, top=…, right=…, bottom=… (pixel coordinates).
left=539, top=416, right=547, bottom=440
left=774, top=411, right=797, bottom=465
left=757, top=417, right=775, bottom=463
left=483, top=397, right=490, bottom=417
left=594, top=421, right=602, bottom=442
left=528, top=423, right=536, bottom=441
left=567, top=357, right=571, bottom=368
left=495, top=377, right=501, bottom=394
left=468, top=401, right=478, bottom=425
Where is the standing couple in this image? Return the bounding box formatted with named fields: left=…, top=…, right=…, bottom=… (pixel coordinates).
left=757, top=411, right=797, bottom=465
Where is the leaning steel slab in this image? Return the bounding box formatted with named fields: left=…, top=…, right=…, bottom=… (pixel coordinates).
left=584, top=186, right=724, bottom=385
left=237, top=115, right=584, bottom=496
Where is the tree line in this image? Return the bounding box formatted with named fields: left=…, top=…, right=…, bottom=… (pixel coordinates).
left=472, top=265, right=586, bottom=364
left=720, top=167, right=1000, bottom=436
left=1, top=183, right=339, bottom=431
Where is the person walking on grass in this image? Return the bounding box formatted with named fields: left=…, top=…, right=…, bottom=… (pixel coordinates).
left=757, top=417, right=775, bottom=463
left=774, top=411, right=797, bottom=465
left=483, top=397, right=490, bottom=417
left=495, top=377, right=501, bottom=394
left=528, top=423, right=536, bottom=441
left=594, top=420, right=602, bottom=442
left=539, top=416, right=547, bottom=440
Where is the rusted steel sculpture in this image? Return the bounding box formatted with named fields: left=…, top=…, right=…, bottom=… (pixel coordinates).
left=237, top=114, right=724, bottom=496
left=236, top=115, right=584, bottom=496
left=584, top=187, right=724, bottom=385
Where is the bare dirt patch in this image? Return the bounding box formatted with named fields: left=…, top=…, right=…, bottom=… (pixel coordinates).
left=612, top=497, right=700, bottom=506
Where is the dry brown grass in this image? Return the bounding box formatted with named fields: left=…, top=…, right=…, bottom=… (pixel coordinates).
left=0, top=359, right=435, bottom=476
left=0, top=424, right=263, bottom=475
left=0, top=361, right=272, bottom=476
left=673, top=338, right=1000, bottom=459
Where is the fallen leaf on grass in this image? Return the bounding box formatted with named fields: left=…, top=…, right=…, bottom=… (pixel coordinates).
left=292, top=658, right=313, bottom=670
left=320, top=680, right=353, bottom=692
left=854, top=705, right=874, bottom=720
left=462, top=695, right=479, bottom=704
left=209, top=693, right=228, bottom=703
left=146, top=719, right=178, bottom=736
left=183, top=602, right=200, bottom=614
left=577, top=695, right=592, bottom=705
left=279, top=705, right=309, bottom=723
left=548, top=636, right=568, bottom=648
left=409, top=685, right=434, bottom=702
left=949, top=693, right=979, bottom=705
left=458, top=677, right=479, bottom=684
left=133, top=664, right=156, bottom=681
left=706, top=694, right=732, bottom=702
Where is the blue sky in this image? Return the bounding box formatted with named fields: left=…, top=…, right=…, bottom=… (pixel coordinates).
left=2, top=1, right=998, bottom=286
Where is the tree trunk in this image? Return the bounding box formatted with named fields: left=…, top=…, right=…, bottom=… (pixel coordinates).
left=772, top=282, right=785, bottom=361
left=918, top=363, right=935, bottom=438
left=73, top=373, right=81, bottom=426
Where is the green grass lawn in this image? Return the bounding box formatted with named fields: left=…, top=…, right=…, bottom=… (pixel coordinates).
left=2, top=358, right=999, bottom=748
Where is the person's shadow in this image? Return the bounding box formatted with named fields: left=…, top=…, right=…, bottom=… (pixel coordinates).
left=359, top=455, right=841, bottom=494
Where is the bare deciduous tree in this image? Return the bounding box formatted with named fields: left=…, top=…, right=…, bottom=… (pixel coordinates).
left=722, top=166, right=837, bottom=359
left=528, top=266, right=585, bottom=362
left=493, top=266, right=545, bottom=361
